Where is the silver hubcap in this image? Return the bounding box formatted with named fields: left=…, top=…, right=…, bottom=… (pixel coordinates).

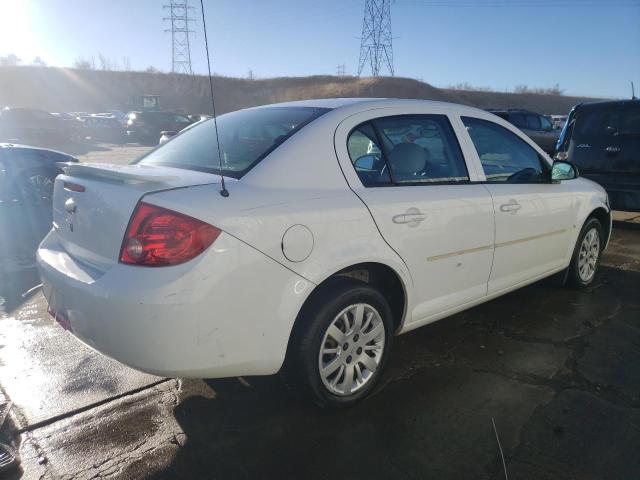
left=578, top=227, right=600, bottom=282
left=318, top=303, right=385, bottom=396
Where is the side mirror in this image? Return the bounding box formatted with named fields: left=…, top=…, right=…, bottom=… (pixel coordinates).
left=354, top=154, right=377, bottom=170
left=551, top=160, right=578, bottom=182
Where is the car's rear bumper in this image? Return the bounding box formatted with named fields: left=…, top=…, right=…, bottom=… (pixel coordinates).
left=37, top=230, right=314, bottom=378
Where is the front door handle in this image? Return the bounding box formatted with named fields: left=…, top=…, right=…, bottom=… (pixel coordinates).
left=605, top=146, right=620, bottom=154
left=499, top=201, right=522, bottom=214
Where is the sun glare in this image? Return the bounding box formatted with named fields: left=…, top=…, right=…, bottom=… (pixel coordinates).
left=0, top=0, right=41, bottom=61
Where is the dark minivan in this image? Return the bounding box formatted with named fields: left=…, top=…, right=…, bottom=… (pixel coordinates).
left=487, top=109, right=559, bottom=154
left=556, top=100, right=640, bottom=212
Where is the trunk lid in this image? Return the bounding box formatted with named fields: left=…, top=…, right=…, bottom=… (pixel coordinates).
left=52, top=163, right=220, bottom=270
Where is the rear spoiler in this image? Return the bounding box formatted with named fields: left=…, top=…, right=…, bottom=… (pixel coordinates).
left=56, top=162, right=180, bottom=185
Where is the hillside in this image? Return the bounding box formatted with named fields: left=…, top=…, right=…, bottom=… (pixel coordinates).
left=0, top=66, right=605, bottom=115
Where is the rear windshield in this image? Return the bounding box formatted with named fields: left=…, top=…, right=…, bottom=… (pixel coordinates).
left=136, top=106, right=330, bottom=179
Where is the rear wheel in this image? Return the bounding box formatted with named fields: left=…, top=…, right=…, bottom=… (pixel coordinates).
left=566, top=217, right=603, bottom=288
left=283, top=278, right=393, bottom=407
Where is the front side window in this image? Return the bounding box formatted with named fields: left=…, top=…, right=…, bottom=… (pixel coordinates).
left=137, top=107, right=329, bottom=179
left=540, top=115, right=553, bottom=131
left=174, top=115, right=191, bottom=125
left=462, top=116, right=549, bottom=183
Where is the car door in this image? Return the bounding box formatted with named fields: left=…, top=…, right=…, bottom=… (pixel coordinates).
left=460, top=116, right=576, bottom=294
left=335, top=110, right=495, bottom=326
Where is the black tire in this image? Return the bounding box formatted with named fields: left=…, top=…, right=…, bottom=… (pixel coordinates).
left=282, top=277, right=394, bottom=408
left=566, top=217, right=604, bottom=288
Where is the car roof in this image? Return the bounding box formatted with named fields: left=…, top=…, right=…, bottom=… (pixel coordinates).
left=486, top=108, right=538, bottom=115
left=576, top=99, right=640, bottom=110
left=247, top=97, right=488, bottom=116
left=0, top=143, right=75, bottom=158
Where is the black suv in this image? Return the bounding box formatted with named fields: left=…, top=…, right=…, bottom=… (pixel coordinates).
left=556, top=100, right=640, bottom=212
left=488, top=109, right=559, bottom=154
left=124, top=111, right=194, bottom=144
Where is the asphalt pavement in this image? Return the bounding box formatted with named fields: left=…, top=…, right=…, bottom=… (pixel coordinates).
left=0, top=147, right=638, bottom=479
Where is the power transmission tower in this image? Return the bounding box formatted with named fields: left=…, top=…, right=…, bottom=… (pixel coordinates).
left=163, top=0, right=195, bottom=75
left=357, top=0, right=394, bottom=77
left=336, top=64, right=346, bottom=76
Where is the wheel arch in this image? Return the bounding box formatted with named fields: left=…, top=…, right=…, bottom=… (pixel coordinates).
left=587, top=206, right=611, bottom=249
left=283, top=261, right=408, bottom=369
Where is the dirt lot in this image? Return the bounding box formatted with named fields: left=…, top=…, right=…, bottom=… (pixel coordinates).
left=0, top=145, right=638, bottom=479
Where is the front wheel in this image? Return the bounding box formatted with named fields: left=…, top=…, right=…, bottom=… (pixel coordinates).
left=566, top=217, right=604, bottom=288
left=283, top=278, right=394, bottom=408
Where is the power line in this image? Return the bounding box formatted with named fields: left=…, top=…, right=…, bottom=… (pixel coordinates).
left=163, top=0, right=195, bottom=75
left=396, top=0, right=638, bottom=6
left=357, top=0, right=395, bottom=77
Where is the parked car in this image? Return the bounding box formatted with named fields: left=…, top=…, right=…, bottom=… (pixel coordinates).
left=158, top=131, right=177, bottom=145
left=1, top=144, right=77, bottom=298
left=83, top=115, right=125, bottom=143
left=124, top=111, right=194, bottom=144
left=38, top=99, right=610, bottom=407
left=487, top=109, right=559, bottom=154
left=0, top=107, right=86, bottom=146
left=105, top=110, right=127, bottom=124
left=551, top=114, right=568, bottom=130
left=555, top=99, right=640, bottom=212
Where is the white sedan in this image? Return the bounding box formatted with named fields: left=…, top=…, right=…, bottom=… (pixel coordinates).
left=37, top=98, right=610, bottom=407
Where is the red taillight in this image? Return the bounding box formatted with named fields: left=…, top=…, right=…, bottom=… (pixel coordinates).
left=119, top=202, right=221, bottom=266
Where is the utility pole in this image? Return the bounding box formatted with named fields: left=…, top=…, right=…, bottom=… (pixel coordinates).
left=336, top=64, right=346, bottom=76
left=357, top=0, right=394, bottom=77
left=163, top=0, right=195, bottom=75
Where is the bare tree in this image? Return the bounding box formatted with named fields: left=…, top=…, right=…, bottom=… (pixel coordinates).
left=73, top=56, right=95, bottom=70
left=514, top=84, right=564, bottom=96
left=0, top=53, right=22, bottom=66
left=145, top=66, right=160, bottom=73
left=98, top=53, right=111, bottom=71
left=32, top=56, right=47, bottom=67
left=449, top=82, right=495, bottom=92
left=121, top=56, right=131, bottom=72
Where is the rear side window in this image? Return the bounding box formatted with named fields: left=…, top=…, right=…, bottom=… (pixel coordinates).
left=526, top=115, right=541, bottom=130
left=374, top=115, right=468, bottom=184
left=347, top=114, right=469, bottom=186
left=572, top=104, right=640, bottom=141
left=137, top=107, right=329, bottom=179
left=347, top=122, right=390, bottom=187
left=574, top=107, right=621, bottom=141
left=509, top=113, right=527, bottom=129
left=462, top=116, right=548, bottom=183
left=622, top=106, right=640, bottom=135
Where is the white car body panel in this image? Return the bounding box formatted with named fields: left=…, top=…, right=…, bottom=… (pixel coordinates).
left=39, top=230, right=314, bottom=377
left=37, top=98, right=610, bottom=378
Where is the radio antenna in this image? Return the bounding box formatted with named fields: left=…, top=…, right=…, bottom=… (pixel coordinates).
left=200, top=0, right=228, bottom=197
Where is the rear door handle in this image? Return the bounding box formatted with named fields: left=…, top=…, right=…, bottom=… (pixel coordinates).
left=393, top=211, right=426, bottom=225
left=500, top=201, right=522, bottom=214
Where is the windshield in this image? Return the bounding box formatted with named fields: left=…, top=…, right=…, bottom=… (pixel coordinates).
left=137, top=106, right=330, bottom=178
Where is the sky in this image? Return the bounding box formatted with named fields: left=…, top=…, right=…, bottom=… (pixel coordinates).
left=0, top=0, right=639, bottom=98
